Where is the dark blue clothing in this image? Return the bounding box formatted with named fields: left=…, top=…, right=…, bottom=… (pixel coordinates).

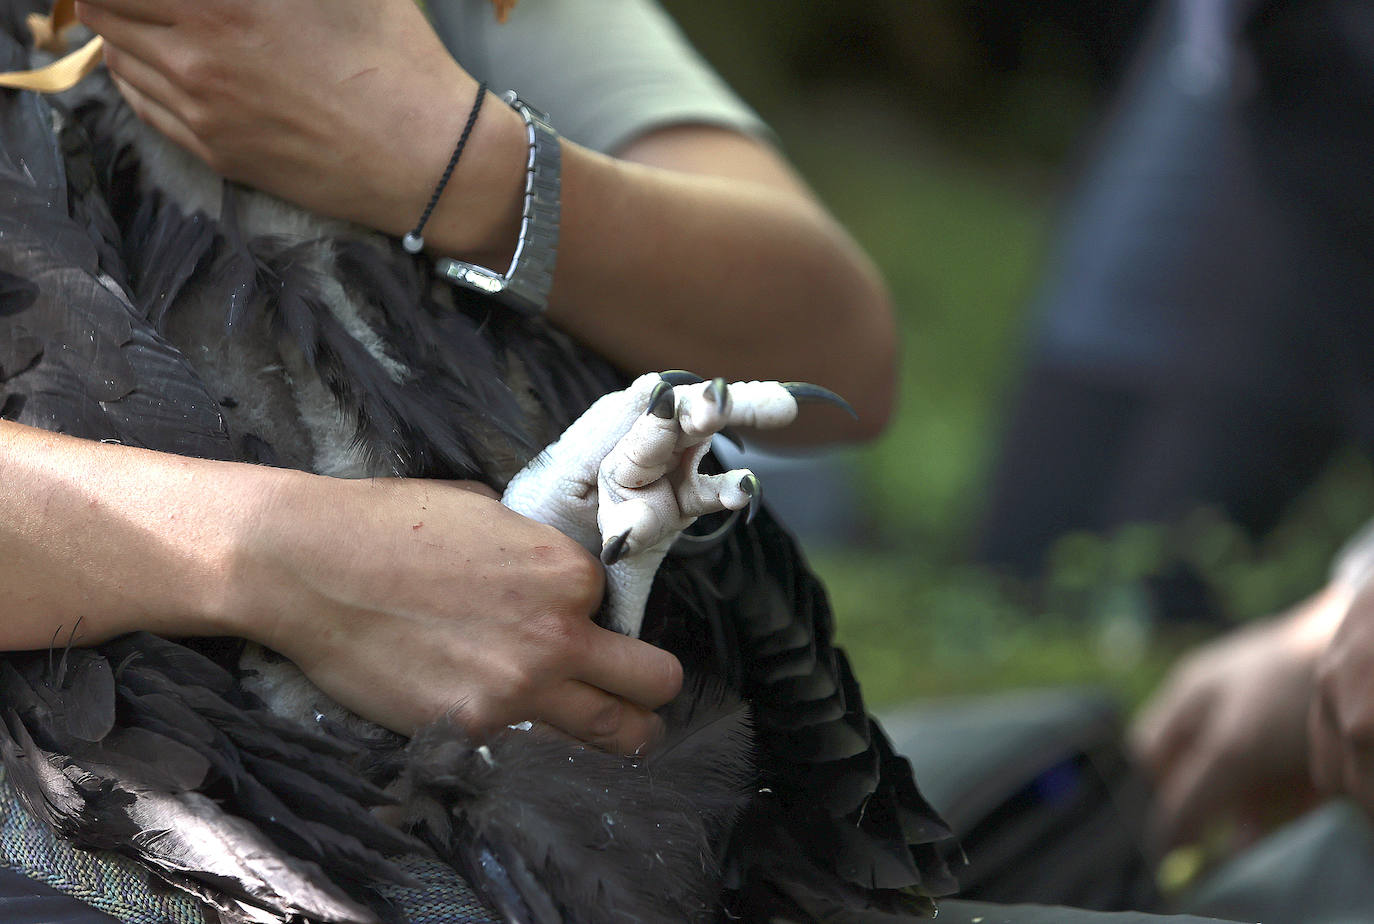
left=979, top=0, right=1374, bottom=594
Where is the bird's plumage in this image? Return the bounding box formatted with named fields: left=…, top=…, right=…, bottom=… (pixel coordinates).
left=0, top=46, right=233, bottom=460
left=0, top=634, right=418, bottom=924
left=395, top=689, right=755, bottom=924
left=0, top=14, right=956, bottom=922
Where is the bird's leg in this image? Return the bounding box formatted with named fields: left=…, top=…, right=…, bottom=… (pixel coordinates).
left=501, top=374, right=664, bottom=553
left=501, top=373, right=852, bottom=636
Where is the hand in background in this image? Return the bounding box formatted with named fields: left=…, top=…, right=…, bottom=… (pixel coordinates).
left=1131, top=587, right=1346, bottom=850
left=1310, top=582, right=1374, bottom=812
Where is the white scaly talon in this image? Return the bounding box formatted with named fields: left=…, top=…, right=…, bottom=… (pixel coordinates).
left=501, top=373, right=848, bottom=636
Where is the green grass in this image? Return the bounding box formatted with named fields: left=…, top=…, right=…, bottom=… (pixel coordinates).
left=809, top=549, right=1199, bottom=710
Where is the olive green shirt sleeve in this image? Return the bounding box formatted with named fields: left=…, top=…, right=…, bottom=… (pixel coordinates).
left=427, top=0, right=770, bottom=155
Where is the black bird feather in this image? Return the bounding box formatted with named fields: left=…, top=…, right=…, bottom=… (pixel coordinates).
left=0, top=638, right=418, bottom=923
left=397, top=687, right=754, bottom=924
left=0, top=17, right=956, bottom=924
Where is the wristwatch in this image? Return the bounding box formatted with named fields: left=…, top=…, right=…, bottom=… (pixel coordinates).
left=437, top=91, right=560, bottom=318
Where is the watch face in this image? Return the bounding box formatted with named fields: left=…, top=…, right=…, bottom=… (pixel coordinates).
left=461, top=268, right=506, bottom=295
left=438, top=260, right=505, bottom=294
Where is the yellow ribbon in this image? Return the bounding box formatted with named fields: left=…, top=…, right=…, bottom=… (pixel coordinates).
left=1, top=0, right=101, bottom=94
left=0, top=34, right=103, bottom=93
left=28, top=0, right=79, bottom=53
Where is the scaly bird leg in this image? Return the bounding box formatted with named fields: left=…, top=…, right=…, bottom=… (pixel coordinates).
left=501, top=372, right=852, bottom=636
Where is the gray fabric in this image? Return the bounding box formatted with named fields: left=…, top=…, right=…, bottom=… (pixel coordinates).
left=883, top=690, right=1157, bottom=911
left=884, top=688, right=1124, bottom=833
left=0, top=769, right=209, bottom=924
left=885, top=692, right=1374, bottom=923
left=0, top=762, right=500, bottom=924
left=1179, top=801, right=1374, bottom=924
left=939, top=901, right=1239, bottom=924
left=427, top=0, right=768, bottom=154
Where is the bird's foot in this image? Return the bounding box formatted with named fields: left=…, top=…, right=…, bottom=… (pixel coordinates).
left=502, top=372, right=852, bottom=636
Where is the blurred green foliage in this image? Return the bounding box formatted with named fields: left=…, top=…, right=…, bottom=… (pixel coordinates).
left=656, top=3, right=1374, bottom=710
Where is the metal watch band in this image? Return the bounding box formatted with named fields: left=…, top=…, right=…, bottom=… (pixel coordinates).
left=437, top=91, right=560, bottom=317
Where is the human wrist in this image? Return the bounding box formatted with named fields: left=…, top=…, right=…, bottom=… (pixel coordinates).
left=203, top=463, right=323, bottom=649
left=403, top=79, right=528, bottom=266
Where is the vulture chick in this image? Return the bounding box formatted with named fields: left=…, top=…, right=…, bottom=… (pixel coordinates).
left=0, top=6, right=958, bottom=923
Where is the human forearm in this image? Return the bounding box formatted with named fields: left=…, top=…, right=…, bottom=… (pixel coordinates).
left=0, top=420, right=267, bottom=648
left=78, top=0, right=897, bottom=445
left=0, top=420, right=680, bottom=747
left=549, top=143, right=897, bottom=445
left=367, top=118, right=898, bottom=445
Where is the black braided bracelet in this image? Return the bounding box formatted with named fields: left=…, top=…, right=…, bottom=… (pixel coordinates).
left=402, top=79, right=488, bottom=254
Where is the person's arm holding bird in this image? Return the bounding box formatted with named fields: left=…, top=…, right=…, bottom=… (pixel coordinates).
left=0, top=0, right=884, bottom=755
left=71, top=0, right=898, bottom=446
left=0, top=420, right=681, bottom=753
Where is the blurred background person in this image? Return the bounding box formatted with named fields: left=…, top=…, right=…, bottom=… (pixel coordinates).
left=969, top=0, right=1374, bottom=919
left=975, top=0, right=1374, bottom=629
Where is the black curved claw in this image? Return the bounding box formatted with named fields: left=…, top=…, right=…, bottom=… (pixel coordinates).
left=670, top=508, right=741, bottom=554
left=647, top=380, right=676, bottom=419
left=740, top=473, right=762, bottom=524
left=601, top=530, right=631, bottom=566
left=783, top=382, right=858, bottom=420
left=716, top=426, right=746, bottom=452
left=659, top=370, right=705, bottom=386
left=705, top=377, right=730, bottom=409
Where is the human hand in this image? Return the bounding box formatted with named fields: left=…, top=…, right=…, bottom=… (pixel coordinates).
left=74, top=0, right=523, bottom=250
left=233, top=472, right=683, bottom=754
left=1130, top=589, right=1345, bottom=850
left=1310, top=582, right=1374, bottom=813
